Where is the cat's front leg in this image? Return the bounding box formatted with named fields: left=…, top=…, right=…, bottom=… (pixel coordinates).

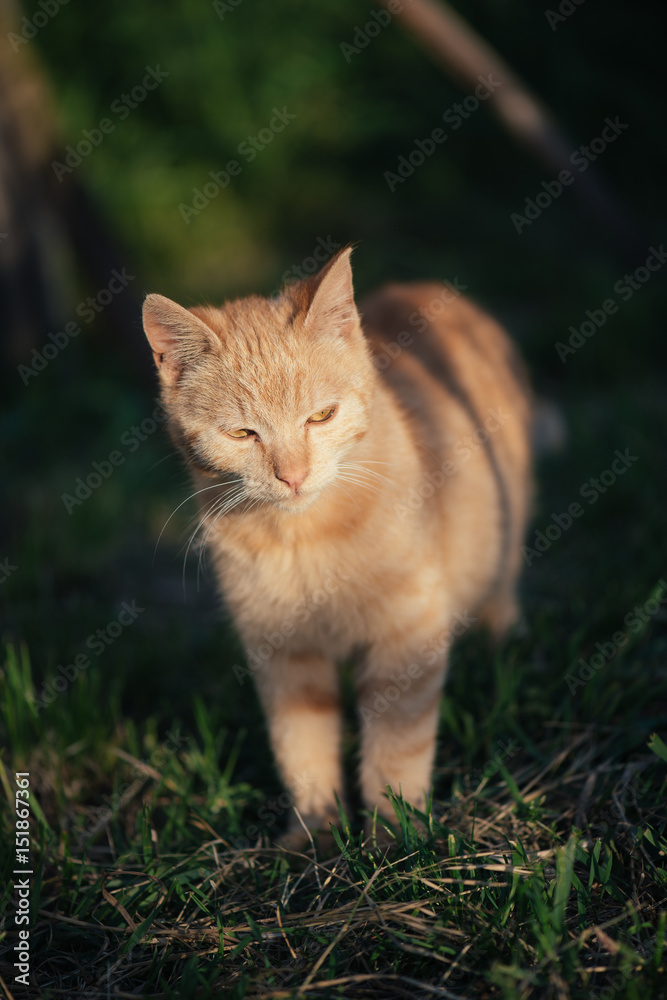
left=356, top=636, right=449, bottom=826
left=251, top=650, right=345, bottom=842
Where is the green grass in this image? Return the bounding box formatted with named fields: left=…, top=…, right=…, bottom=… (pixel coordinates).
left=1, top=345, right=666, bottom=999
left=2, top=0, right=666, bottom=991
left=1, top=636, right=666, bottom=999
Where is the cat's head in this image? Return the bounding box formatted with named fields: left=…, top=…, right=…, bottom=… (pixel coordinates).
left=142, top=247, right=376, bottom=512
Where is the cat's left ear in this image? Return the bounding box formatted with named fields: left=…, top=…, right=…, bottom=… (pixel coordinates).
left=303, top=246, right=360, bottom=338
left=142, top=293, right=217, bottom=385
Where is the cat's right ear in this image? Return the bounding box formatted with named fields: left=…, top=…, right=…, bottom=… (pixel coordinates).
left=142, top=293, right=216, bottom=385
left=303, top=246, right=359, bottom=339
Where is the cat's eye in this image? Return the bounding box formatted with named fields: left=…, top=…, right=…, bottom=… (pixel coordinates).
left=227, top=428, right=255, bottom=439
left=307, top=405, right=336, bottom=424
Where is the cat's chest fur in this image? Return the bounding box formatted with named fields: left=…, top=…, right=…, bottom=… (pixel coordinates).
left=209, top=491, right=446, bottom=658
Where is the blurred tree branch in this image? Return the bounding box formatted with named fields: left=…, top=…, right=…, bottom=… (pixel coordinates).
left=0, top=6, right=151, bottom=384
left=381, top=0, right=648, bottom=261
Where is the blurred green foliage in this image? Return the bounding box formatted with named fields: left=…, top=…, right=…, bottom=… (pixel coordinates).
left=32, top=0, right=666, bottom=381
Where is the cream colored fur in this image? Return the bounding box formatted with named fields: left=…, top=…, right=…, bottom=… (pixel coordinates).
left=142, top=247, right=532, bottom=840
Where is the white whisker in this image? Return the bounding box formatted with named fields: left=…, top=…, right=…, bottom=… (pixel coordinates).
left=344, top=460, right=397, bottom=467
left=199, top=487, right=248, bottom=540
left=239, top=493, right=267, bottom=525
left=179, top=487, right=243, bottom=554
left=329, top=479, right=361, bottom=511
left=154, top=479, right=243, bottom=562
left=339, top=462, right=395, bottom=487
left=334, top=473, right=383, bottom=497
left=185, top=487, right=240, bottom=531
left=172, top=482, right=246, bottom=594
left=196, top=489, right=249, bottom=588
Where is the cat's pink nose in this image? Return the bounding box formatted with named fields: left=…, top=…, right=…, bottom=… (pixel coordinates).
left=275, top=467, right=308, bottom=493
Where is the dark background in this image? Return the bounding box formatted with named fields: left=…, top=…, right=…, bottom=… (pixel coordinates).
left=1, top=0, right=665, bottom=798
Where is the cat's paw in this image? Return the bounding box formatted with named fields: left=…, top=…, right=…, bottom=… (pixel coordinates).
left=276, top=817, right=342, bottom=857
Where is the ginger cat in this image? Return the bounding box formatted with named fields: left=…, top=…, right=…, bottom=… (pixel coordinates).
left=142, top=247, right=532, bottom=842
